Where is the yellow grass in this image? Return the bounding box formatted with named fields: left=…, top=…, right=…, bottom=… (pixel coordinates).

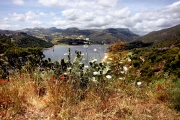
left=0, top=73, right=179, bottom=120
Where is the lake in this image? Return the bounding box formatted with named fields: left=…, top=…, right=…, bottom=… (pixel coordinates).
left=43, top=45, right=108, bottom=63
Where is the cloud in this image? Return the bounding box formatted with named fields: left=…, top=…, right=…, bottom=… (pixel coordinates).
left=97, top=0, right=117, bottom=8
left=81, top=12, right=94, bottom=21
left=110, top=7, right=131, bottom=19
left=25, top=11, right=37, bottom=21
left=12, top=13, right=25, bottom=21
left=12, top=0, right=24, bottom=5
left=39, top=12, right=48, bottom=17
left=31, top=20, right=42, bottom=26
left=4, top=17, right=10, bottom=23
left=62, top=9, right=83, bottom=21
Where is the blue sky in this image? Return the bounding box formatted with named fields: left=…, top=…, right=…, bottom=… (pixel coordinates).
left=0, top=0, right=180, bottom=35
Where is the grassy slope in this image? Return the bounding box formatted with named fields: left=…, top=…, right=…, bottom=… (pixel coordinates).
left=0, top=48, right=180, bottom=119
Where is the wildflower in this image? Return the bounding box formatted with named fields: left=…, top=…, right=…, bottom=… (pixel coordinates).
left=64, top=73, right=68, bottom=75
left=43, top=99, right=47, bottom=103
left=120, top=71, right=124, bottom=74
left=92, top=77, right=98, bottom=83
left=19, top=74, right=23, bottom=78
left=32, top=84, right=37, bottom=89
left=91, top=59, right=97, bottom=63
left=1, top=79, right=6, bottom=83
left=0, top=112, right=3, bottom=116
left=67, top=67, right=72, bottom=71
left=106, top=75, right=112, bottom=79
left=157, top=84, right=164, bottom=91
left=166, top=83, right=170, bottom=87
left=93, top=72, right=99, bottom=75
left=94, top=48, right=97, bottom=52
left=84, top=65, right=89, bottom=69
left=61, top=75, right=65, bottom=80
left=119, top=77, right=124, bottom=80
left=123, top=66, right=128, bottom=71
left=51, top=77, right=55, bottom=81
left=128, top=58, right=131, bottom=62
left=6, top=113, right=10, bottom=118
left=137, top=82, right=142, bottom=86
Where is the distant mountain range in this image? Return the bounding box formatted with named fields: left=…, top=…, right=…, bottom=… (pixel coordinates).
left=20, top=27, right=139, bottom=44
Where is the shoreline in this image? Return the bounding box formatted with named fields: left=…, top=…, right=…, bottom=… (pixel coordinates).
left=43, top=44, right=110, bottom=50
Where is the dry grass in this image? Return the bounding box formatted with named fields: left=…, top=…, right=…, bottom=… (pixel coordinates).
left=0, top=73, right=179, bottom=120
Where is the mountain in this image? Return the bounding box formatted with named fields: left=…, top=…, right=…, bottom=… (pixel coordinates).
left=20, top=27, right=139, bottom=44
left=136, top=24, right=180, bottom=47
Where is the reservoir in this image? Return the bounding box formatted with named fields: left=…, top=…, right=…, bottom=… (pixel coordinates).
left=43, top=45, right=108, bottom=63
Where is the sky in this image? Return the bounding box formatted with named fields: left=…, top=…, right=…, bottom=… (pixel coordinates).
left=0, top=0, right=180, bottom=35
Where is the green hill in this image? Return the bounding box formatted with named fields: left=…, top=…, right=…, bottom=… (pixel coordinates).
left=136, top=24, right=180, bottom=47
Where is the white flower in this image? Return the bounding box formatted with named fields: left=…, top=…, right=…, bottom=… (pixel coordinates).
left=92, top=77, right=98, bottom=83
left=94, top=48, right=97, bottom=52
left=91, top=59, right=97, bottom=62
left=93, top=71, right=99, bottom=75
left=106, top=75, right=112, bottom=79
left=84, top=65, right=89, bottom=69
left=128, top=58, right=131, bottom=62
left=123, top=66, right=128, bottom=71
left=67, top=67, right=72, bottom=70
left=119, top=77, right=124, bottom=80
left=83, top=44, right=88, bottom=48
left=120, top=71, right=124, bottom=74
left=137, top=82, right=142, bottom=86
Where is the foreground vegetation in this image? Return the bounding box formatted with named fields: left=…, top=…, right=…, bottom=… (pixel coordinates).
left=0, top=41, right=180, bottom=119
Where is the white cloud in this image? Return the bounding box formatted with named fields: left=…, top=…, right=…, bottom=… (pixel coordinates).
left=4, top=17, right=10, bottom=23
left=25, top=11, right=37, bottom=21
left=62, top=9, right=83, bottom=21
left=97, top=0, right=117, bottom=8
left=39, top=12, right=48, bottom=17
left=111, top=7, right=131, bottom=19
left=81, top=12, right=94, bottom=21
left=12, top=13, right=25, bottom=21
left=31, top=20, right=42, bottom=26
left=12, top=0, right=24, bottom=5
left=50, top=12, right=56, bottom=16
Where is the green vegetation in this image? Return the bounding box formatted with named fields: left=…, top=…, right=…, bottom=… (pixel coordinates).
left=14, top=35, right=53, bottom=48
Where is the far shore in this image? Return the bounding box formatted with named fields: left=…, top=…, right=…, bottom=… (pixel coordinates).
left=43, top=44, right=110, bottom=50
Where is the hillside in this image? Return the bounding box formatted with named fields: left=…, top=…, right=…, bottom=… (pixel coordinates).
left=0, top=32, right=53, bottom=54
left=20, top=27, right=139, bottom=44
left=136, top=24, right=180, bottom=47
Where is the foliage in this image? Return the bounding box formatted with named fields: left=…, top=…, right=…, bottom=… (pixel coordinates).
left=0, top=35, right=13, bottom=54
left=108, top=40, right=126, bottom=52
left=15, top=35, right=53, bottom=48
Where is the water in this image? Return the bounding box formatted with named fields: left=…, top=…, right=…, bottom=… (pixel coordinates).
left=43, top=45, right=108, bottom=63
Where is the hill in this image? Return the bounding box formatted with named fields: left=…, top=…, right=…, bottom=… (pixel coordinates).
left=0, top=32, right=53, bottom=54
left=136, top=24, right=180, bottom=47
